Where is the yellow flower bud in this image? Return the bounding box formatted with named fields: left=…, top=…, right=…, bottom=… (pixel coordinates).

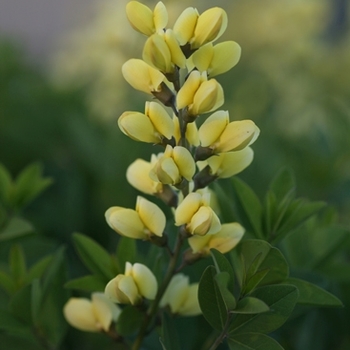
left=126, top=1, right=168, bottom=36
left=202, top=147, right=254, bottom=178
left=191, top=7, right=228, bottom=49
left=127, top=158, right=163, bottom=195
left=175, top=192, right=221, bottom=236
left=173, top=7, right=199, bottom=46
left=105, top=196, right=166, bottom=239
left=192, top=41, right=241, bottom=77
left=199, top=111, right=260, bottom=153
left=105, top=262, right=158, bottom=305
left=149, top=145, right=195, bottom=185
left=160, top=274, right=201, bottom=316
left=173, top=115, right=200, bottom=146
left=188, top=222, right=245, bottom=255
left=176, top=70, right=204, bottom=110
left=63, top=293, right=121, bottom=332
left=122, top=59, right=165, bottom=94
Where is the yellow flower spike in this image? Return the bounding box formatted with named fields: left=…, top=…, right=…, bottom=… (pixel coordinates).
left=164, top=29, right=187, bottom=69
left=136, top=196, right=166, bottom=237
left=160, top=274, right=201, bottom=316
left=216, top=120, right=260, bottom=153
left=172, top=146, right=196, bottom=181
left=126, top=1, right=168, bottom=36
left=191, top=7, right=228, bottom=49
left=105, top=207, right=147, bottom=239
left=198, top=110, right=229, bottom=147
left=206, top=147, right=254, bottom=178
left=143, top=34, right=173, bottom=73
left=105, top=274, right=141, bottom=305
left=176, top=70, right=203, bottom=110
left=122, top=59, right=165, bottom=94
left=173, top=7, right=199, bottom=45
left=118, top=111, right=160, bottom=143
left=175, top=192, right=202, bottom=226
left=146, top=101, right=174, bottom=140
left=125, top=262, right=158, bottom=300
left=188, top=222, right=245, bottom=255
left=189, top=79, right=224, bottom=116
left=192, top=41, right=241, bottom=77
left=63, top=293, right=121, bottom=332
left=127, top=158, right=163, bottom=195
left=173, top=116, right=200, bottom=146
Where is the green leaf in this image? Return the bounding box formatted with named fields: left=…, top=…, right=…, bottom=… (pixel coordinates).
left=73, top=233, right=115, bottom=280
left=0, top=217, right=34, bottom=242
left=0, top=308, right=27, bottom=334
left=116, top=236, right=137, bottom=272
left=0, top=271, right=16, bottom=295
left=160, top=312, right=181, bottom=350
left=230, top=284, right=298, bottom=335
left=13, top=163, right=52, bottom=210
left=239, top=240, right=289, bottom=293
left=233, top=297, right=269, bottom=314
left=31, top=279, right=42, bottom=325
left=211, top=249, right=235, bottom=291
left=287, top=277, right=343, bottom=307
left=228, top=333, right=284, bottom=350
left=0, top=163, right=13, bottom=204
left=269, top=167, right=295, bottom=203
left=26, top=256, right=53, bottom=282
left=215, top=272, right=237, bottom=310
left=231, top=177, right=263, bottom=238
left=10, top=244, right=27, bottom=287
left=198, top=266, right=228, bottom=330
left=116, top=306, right=143, bottom=336
left=9, top=284, right=32, bottom=324
left=64, top=275, right=106, bottom=292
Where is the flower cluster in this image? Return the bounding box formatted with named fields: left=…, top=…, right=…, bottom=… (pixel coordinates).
left=64, top=0, right=259, bottom=337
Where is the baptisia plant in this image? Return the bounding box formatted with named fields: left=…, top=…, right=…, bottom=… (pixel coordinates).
left=63, top=2, right=269, bottom=349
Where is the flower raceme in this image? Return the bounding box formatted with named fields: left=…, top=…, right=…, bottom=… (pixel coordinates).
left=105, top=196, right=166, bottom=239
left=160, top=274, right=201, bottom=316
left=118, top=101, right=174, bottom=144
left=63, top=293, right=121, bottom=332
left=175, top=192, right=221, bottom=236
left=105, top=262, right=158, bottom=305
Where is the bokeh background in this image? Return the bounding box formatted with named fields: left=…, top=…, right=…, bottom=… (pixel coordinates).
left=1, top=0, right=350, bottom=349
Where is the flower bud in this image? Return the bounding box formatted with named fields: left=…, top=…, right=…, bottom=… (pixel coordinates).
left=173, top=116, right=200, bottom=146
left=122, top=59, right=165, bottom=94
left=198, top=111, right=260, bottom=153
left=160, top=274, right=201, bottom=316
left=63, top=293, right=121, bottom=332
left=188, top=223, right=244, bottom=255
left=126, top=1, right=168, bottom=36
left=173, top=7, right=199, bottom=46
left=105, top=262, right=158, bottom=305
left=149, top=145, right=195, bottom=185
left=198, top=147, right=254, bottom=179
left=175, top=192, right=221, bottom=236
left=105, top=196, right=166, bottom=239
left=191, top=7, right=228, bottom=49
left=191, top=41, right=241, bottom=77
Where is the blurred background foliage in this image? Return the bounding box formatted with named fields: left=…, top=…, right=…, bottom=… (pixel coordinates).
left=0, top=0, right=350, bottom=349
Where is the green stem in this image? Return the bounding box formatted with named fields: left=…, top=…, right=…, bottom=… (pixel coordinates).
left=208, top=314, right=233, bottom=350
left=131, top=233, right=185, bottom=350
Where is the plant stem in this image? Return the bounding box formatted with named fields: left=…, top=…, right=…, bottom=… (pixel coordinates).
left=131, top=233, right=185, bottom=350
left=208, top=314, right=233, bottom=350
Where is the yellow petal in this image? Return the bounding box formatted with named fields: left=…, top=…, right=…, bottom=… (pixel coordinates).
left=173, top=116, right=200, bottom=146
left=122, top=59, right=164, bottom=94
left=177, top=284, right=201, bottom=316
left=189, top=206, right=213, bottom=236
left=105, top=207, right=146, bottom=239
left=63, top=298, right=99, bottom=332
left=176, top=70, right=201, bottom=110
left=173, top=146, right=196, bottom=181
left=192, top=43, right=214, bottom=72
left=188, top=234, right=211, bottom=254
left=146, top=101, right=174, bottom=139
left=118, top=111, right=160, bottom=143
left=118, top=275, right=141, bottom=305
left=209, top=41, right=241, bottom=77
left=199, top=110, right=229, bottom=147
left=175, top=192, right=201, bottom=226
left=173, top=7, right=199, bottom=45
left=158, top=157, right=181, bottom=184
left=164, top=29, right=186, bottom=68
left=136, top=196, right=165, bottom=237
left=192, top=7, right=228, bottom=48
left=216, top=120, right=260, bottom=153
left=131, top=263, right=158, bottom=300
left=153, top=1, right=168, bottom=31
left=126, top=1, right=154, bottom=36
